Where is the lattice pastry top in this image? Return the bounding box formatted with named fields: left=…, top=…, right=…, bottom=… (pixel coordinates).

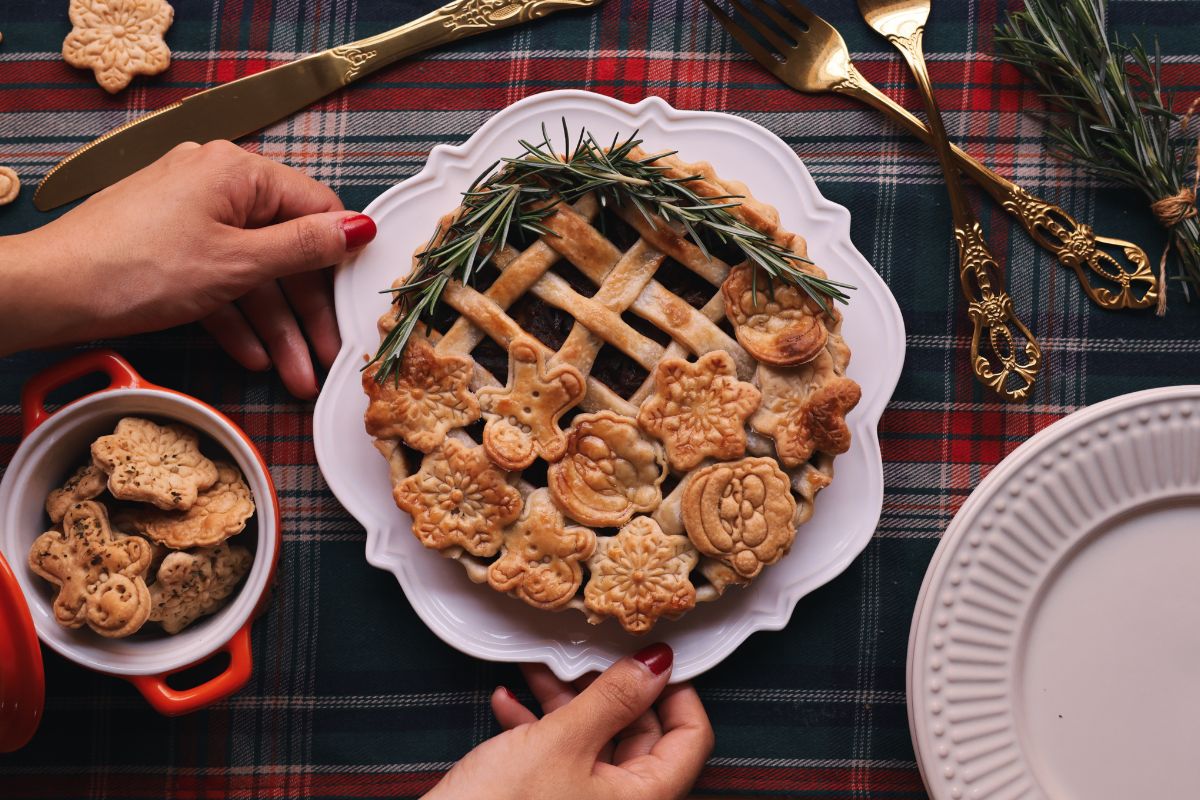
left=362, top=148, right=860, bottom=633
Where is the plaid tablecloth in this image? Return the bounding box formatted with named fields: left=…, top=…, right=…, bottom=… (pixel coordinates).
left=2, top=1, right=1198, bottom=797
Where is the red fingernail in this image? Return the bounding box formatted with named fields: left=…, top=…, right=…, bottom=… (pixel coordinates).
left=341, top=214, right=377, bottom=250
left=499, top=685, right=516, bottom=701
left=633, top=642, right=673, bottom=676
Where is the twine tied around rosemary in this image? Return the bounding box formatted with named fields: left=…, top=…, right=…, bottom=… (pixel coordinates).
left=1149, top=98, right=1200, bottom=316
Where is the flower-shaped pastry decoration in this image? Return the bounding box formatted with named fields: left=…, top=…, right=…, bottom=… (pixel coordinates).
left=682, top=457, right=797, bottom=580
left=394, top=439, right=522, bottom=557
left=585, top=517, right=699, bottom=634
left=721, top=262, right=833, bottom=367
left=548, top=411, right=666, bottom=528
left=751, top=347, right=861, bottom=468
left=488, top=489, right=597, bottom=610
left=27, top=500, right=153, bottom=638
left=91, top=417, right=219, bottom=511
left=149, top=543, right=253, bottom=634
left=62, top=0, right=174, bottom=94
left=477, top=336, right=585, bottom=470
left=363, top=336, right=480, bottom=453
left=116, top=461, right=255, bottom=549
left=637, top=350, right=761, bottom=471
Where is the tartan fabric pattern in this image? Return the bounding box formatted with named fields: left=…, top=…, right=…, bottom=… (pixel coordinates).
left=1, top=0, right=1199, bottom=797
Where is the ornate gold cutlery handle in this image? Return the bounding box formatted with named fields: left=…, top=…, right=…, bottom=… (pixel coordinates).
left=862, top=11, right=1040, bottom=400
left=333, top=0, right=603, bottom=81
left=956, top=221, right=1042, bottom=400
left=837, top=66, right=1158, bottom=311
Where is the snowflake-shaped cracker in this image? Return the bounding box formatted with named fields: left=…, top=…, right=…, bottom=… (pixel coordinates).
left=584, top=517, right=699, bottom=634
left=488, top=489, right=596, bottom=611
left=721, top=262, right=835, bottom=367
left=149, top=542, right=253, bottom=634
left=682, top=456, right=797, bottom=580
left=116, top=461, right=255, bottom=549
left=394, top=438, right=523, bottom=558
left=548, top=411, right=666, bottom=528
left=62, top=0, right=174, bottom=94
left=637, top=350, right=761, bottom=471
left=91, top=417, right=219, bottom=511
left=751, top=343, right=861, bottom=468
left=477, top=336, right=586, bottom=471
left=363, top=336, right=480, bottom=453
left=27, top=500, right=153, bottom=638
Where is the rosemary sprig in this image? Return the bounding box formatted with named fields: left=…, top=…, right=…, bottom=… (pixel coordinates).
left=995, top=0, right=1200, bottom=301
left=368, top=122, right=854, bottom=383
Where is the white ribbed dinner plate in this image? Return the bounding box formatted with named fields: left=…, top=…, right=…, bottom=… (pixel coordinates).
left=315, top=90, right=905, bottom=682
left=908, top=386, right=1200, bottom=799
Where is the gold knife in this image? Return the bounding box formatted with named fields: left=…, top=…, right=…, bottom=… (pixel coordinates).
left=34, top=0, right=603, bottom=211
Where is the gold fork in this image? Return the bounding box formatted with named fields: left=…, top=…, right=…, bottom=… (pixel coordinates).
left=702, top=0, right=1157, bottom=313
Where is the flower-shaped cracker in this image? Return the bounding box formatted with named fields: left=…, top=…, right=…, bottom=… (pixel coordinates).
left=394, top=439, right=522, bottom=557
left=584, top=517, right=699, bottom=634
left=363, top=336, right=480, bottom=453
left=45, top=464, right=106, bottom=523
left=116, top=461, right=255, bottom=549
left=488, top=489, right=596, bottom=610
left=362, top=335, right=480, bottom=453
left=27, top=500, right=153, bottom=638
left=721, top=263, right=833, bottom=367
left=91, top=417, right=219, bottom=511
left=637, top=350, right=761, bottom=472
left=62, top=0, right=174, bottom=94
left=149, top=543, right=252, bottom=634
left=548, top=411, right=667, bottom=528
left=751, top=348, right=861, bottom=468
left=477, top=337, right=586, bottom=470
left=682, top=457, right=797, bottom=580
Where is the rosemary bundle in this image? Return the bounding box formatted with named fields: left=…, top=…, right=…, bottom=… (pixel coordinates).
left=996, top=0, right=1200, bottom=312
left=369, top=123, right=854, bottom=383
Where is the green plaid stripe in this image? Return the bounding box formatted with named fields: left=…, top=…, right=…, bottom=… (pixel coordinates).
left=1, top=1, right=1198, bottom=797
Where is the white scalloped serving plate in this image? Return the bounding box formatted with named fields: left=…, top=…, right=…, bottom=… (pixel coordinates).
left=314, top=90, right=905, bottom=682
left=908, top=386, right=1200, bottom=799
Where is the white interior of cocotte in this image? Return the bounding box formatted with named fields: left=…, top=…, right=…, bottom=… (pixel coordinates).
left=0, top=388, right=275, bottom=676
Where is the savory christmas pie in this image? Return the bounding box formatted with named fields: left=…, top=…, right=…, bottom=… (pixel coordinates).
left=362, top=137, right=859, bottom=633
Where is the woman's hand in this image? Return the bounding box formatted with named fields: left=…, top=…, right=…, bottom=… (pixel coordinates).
left=0, top=140, right=375, bottom=398
left=426, top=644, right=713, bottom=800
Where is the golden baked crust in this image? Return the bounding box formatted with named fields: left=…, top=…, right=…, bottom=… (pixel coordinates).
left=115, top=461, right=254, bottom=549
left=91, top=417, right=219, bottom=511
left=363, top=144, right=859, bottom=632
left=394, top=439, right=522, bottom=558
left=548, top=411, right=666, bottom=528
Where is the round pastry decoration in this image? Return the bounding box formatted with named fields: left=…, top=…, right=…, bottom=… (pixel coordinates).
left=360, top=128, right=861, bottom=633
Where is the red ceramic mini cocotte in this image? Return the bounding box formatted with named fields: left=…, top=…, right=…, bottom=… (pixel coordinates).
left=0, top=350, right=280, bottom=748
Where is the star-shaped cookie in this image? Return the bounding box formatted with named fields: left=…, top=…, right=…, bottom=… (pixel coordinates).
left=477, top=336, right=586, bottom=470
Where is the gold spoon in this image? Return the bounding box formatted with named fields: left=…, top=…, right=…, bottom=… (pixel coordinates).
left=857, top=0, right=1041, bottom=400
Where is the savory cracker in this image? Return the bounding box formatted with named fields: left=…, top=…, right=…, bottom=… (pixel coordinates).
left=27, top=500, right=153, bottom=638
left=488, top=489, right=596, bottom=611
left=91, top=417, right=219, bottom=511
left=637, top=350, right=761, bottom=471
left=115, top=461, right=254, bottom=549
left=477, top=336, right=586, bottom=470
left=362, top=336, right=480, bottom=453
left=62, top=0, right=174, bottom=94
left=682, top=456, right=797, bottom=580
left=149, top=543, right=252, bottom=634
left=45, top=463, right=106, bottom=523
left=584, top=517, right=699, bottom=634
left=722, top=262, right=833, bottom=367
left=548, top=410, right=666, bottom=527
left=393, top=439, right=522, bottom=558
